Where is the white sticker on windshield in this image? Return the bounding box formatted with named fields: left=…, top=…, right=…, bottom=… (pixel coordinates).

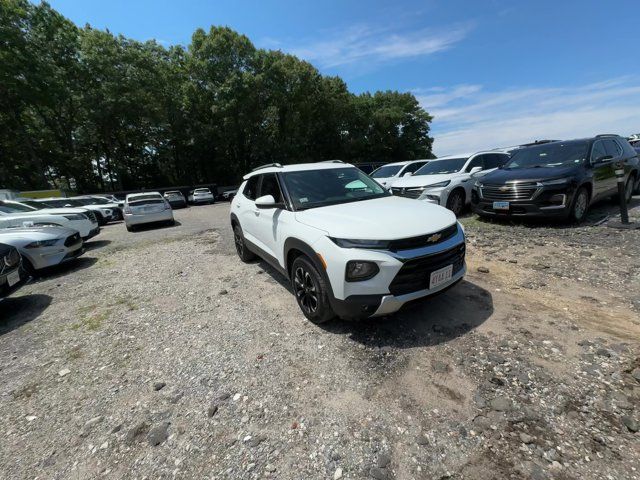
left=299, top=197, right=308, bottom=203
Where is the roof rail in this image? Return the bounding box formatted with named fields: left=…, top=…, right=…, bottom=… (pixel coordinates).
left=595, top=134, right=618, bottom=138
left=320, top=159, right=345, bottom=164
left=251, top=163, right=282, bottom=172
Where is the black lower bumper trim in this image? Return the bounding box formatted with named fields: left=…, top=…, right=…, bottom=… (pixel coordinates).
left=329, top=294, right=383, bottom=320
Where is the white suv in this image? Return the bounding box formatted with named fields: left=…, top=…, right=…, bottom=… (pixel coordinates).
left=370, top=160, right=429, bottom=189
left=390, top=151, right=510, bottom=216
left=230, top=161, right=466, bottom=323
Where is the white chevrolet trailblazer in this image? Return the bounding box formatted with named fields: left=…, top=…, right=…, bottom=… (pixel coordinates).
left=391, top=151, right=510, bottom=216
left=230, top=161, right=466, bottom=323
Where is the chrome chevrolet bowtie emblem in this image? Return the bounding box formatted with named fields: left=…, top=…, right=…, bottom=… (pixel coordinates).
left=499, top=185, right=510, bottom=191
left=427, top=233, right=442, bottom=243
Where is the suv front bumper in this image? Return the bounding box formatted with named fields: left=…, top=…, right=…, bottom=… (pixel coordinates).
left=318, top=225, right=466, bottom=320
left=471, top=185, right=576, bottom=218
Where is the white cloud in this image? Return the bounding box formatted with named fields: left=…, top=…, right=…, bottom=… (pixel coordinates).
left=287, top=24, right=471, bottom=69
left=418, top=78, right=640, bottom=156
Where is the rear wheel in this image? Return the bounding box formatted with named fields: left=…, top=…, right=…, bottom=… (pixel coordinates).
left=126, top=224, right=135, bottom=232
left=623, top=177, right=634, bottom=204
left=570, top=187, right=589, bottom=223
left=233, top=224, right=256, bottom=262
left=290, top=256, right=335, bottom=324
left=446, top=189, right=465, bottom=216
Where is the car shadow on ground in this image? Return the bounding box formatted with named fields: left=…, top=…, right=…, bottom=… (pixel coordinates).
left=84, top=239, right=112, bottom=250
left=0, top=294, right=52, bottom=335
left=129, top=220, right=182, bottom=233
left=472, top=195, right=640, bottom=229
left=31, top=257, right=98, bottom=281
left=319, top=280, right=493, bottom=348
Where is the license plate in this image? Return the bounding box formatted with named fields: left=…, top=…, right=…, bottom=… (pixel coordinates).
left=493, top=201, right=510, bottom=211
left=7, top=270, right=20, bottom=287
left=429, top=264, right=453, bottom=289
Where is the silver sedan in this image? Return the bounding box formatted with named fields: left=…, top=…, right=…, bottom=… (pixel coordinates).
left=0, top=226, right=84, bottom=273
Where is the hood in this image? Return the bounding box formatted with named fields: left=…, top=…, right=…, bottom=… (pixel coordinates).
left=36, top=207, right=88, bottom=216
left=482, top=165, right=579, bottom=184
left=294, top=195, right=456, bottom=240
left=0, top=226, right=74, bottom=241
left=391, top=173, right=464, bottom=188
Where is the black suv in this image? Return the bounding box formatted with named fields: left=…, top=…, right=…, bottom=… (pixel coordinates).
left=471, top=135, right=639, bottom=222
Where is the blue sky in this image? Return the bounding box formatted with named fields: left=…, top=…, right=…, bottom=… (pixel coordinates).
left=47, top=0, right=640, bottom=155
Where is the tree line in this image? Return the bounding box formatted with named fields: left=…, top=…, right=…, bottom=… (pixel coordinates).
left=0, top=0, right=434, bottom=192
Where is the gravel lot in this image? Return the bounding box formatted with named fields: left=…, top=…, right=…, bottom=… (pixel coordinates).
left=1, top=197, right=639, bottom=480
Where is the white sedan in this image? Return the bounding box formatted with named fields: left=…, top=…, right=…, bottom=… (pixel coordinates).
left=370, top=160, right=429, bottom=189
left=188, top=188, right=215, bottom=204
left=0, top=201, right=99, bottom=239
left=124, top=192, right=174, bottom=232
left=0, top=226, right=84, bottom=274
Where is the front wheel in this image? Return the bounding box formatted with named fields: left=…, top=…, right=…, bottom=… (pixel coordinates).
left=290, top=256, right=335, bottom=324
left=233, top=225, right=256, bottom=263
left=622, top=177, right=634, bottom=204
left=569, top=187, right=589, bottom=223
left=446, top=189, right=465, bottom=217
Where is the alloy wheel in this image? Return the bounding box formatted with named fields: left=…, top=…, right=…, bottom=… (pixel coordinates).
left=293, top=266, right=318, bottom=314
left=449, top=192, right=463, bottom=216
left=574, top=191, right=588, bottom=220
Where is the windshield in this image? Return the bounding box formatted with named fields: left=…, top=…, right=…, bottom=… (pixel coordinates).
left=505, top=141, right=589, bottom=169
left=194, top=189, right=211, bottom=194
left=371, top=165, right=403, bottom=178
left=21, top=200, right=46, bottom=210
left=44, top=198, right=82, bottom=207
left=414, top=158, right=467, bottom=175
left=282, top=167, right=389, bottom=210
left=0, top=202, right=36, bottom=212
left=87, top=197, right=110, bottom=205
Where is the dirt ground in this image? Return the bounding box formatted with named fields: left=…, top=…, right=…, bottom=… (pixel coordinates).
left=1, top=196, right=639, bottom=480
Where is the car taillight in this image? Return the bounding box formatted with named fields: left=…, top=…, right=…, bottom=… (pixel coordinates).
left=164, top=202, right=171, bottom=210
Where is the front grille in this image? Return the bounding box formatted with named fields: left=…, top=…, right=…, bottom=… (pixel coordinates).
left=64, top=232, right=81, bottom=247
left=481, top=183, right=538, bottom=201
left=387, top=224, right=458, bottom=252
left=391, top=187, right=423, bottom=199
left=388, top=243, right=465, bottom=296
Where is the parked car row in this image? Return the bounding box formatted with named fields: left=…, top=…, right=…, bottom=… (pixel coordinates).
left=371, top=134, right=639, bottom=222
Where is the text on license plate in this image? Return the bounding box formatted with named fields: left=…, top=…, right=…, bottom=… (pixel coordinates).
left=7, top=270, right=20, bottom=287
left=429, top=264, right=453, bottom=289
left=493, top=201, right=510, bottom=210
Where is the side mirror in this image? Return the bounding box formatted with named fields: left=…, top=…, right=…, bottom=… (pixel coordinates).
left=255, top=194, right=283, bottom=209
left=403, top=172, right=412, bottom=177
left=469, top=166, right=483, bottom=175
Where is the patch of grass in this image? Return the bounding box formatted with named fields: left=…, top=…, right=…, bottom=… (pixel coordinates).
left=12, top=382, right=39, bottom=400
left=72, top=309, right=109, bottom=331
left=66, top=345, right=84, bottom=360
left=111, top=296, right=138, bottom=311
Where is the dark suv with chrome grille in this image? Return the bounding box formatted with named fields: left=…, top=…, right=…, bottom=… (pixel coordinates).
left=471, top=136, right=639, bottom=222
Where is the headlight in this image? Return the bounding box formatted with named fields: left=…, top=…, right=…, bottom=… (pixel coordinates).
left=330, top=238, right=390, bottom=249
left=100, top=208, right=113, bottom=215
left=25, top=239, right=59, bottom=248
left=474, top=180, right=483, bottom=188
left=62, top=214, right=85, bottom=221
left=537, top=177, right=572, bottom=186
left=345, top=261, right=379, bottom=282
left=424, top=180, right=451, bottom=188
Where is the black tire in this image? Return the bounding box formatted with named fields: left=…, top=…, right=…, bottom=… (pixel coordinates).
left=446, top=189, right=465, bottom=216
left=633, top=174, right=640, bottom=195
left=21, top=257, right=37, bottom=278
left=166, top=219, right=176, bottom=227
left=569, top=187, right=589, bottom=223
left=126, top=224, right=135, bottom=232
left=233, top=224, right=256, bottom=262
left=290, top=256, right=335, bottom=324
left=94, top=211, right=106, bottom=226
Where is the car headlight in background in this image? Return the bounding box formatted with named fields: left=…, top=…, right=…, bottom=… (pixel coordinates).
left=25, top=239, right=59, bottom=248
left=62, top=214, right=85, bottom=220
left=99, top=208, right=113, bottom=215
left=330, top=238, right=390, bottom=249
left=474, top=180, right=483, bottom=188
left=345, top=261, right=380, bottom=281
left=424, top=180, right=451, bottom=188
left=537, top=177, right=572, bottom=186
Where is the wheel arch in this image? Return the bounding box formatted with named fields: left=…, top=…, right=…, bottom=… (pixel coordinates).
left=230, top=213, right=240, bottom=228
left=283, top=237, right=323, bottom=278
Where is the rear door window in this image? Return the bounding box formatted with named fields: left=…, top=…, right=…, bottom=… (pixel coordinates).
left=465, top=155, right=485, bottom=172
left=603, top=139, right=622, bottom=158
left=484, top=154, right=509, bottom=169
